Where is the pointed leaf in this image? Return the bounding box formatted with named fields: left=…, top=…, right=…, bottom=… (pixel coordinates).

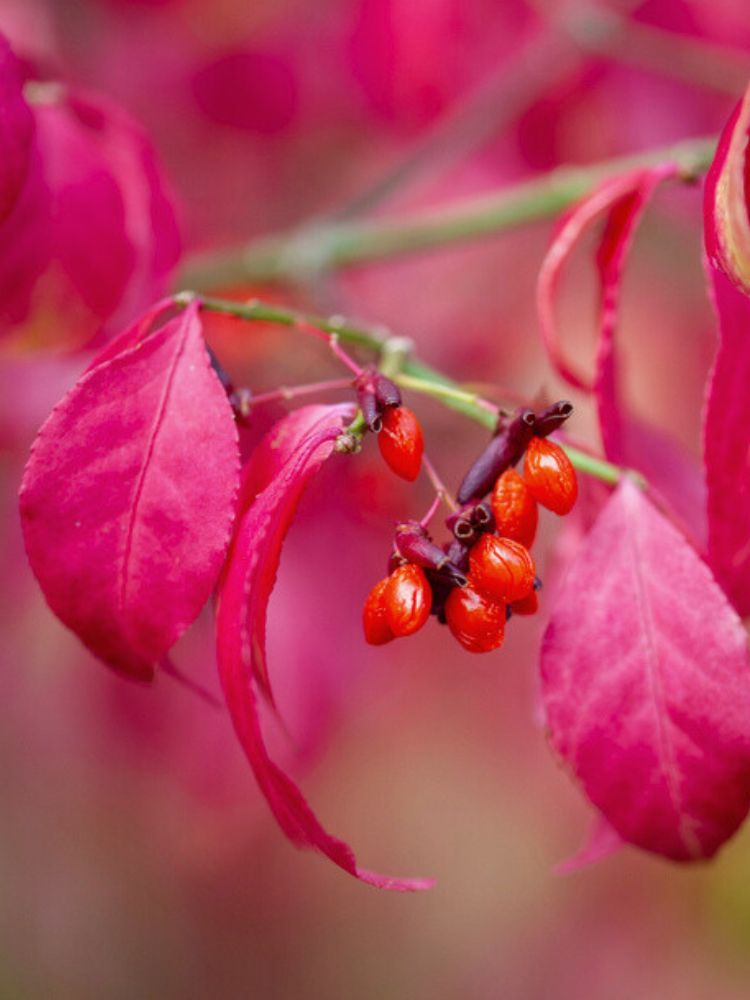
left=541, top=479, right=750, bottom=861
left=703, top=91, right=750, bottom=614
left=216, top=404, right=433, bottom=890
left=20, top=302, right=240, bottom=679
left=554, top=816, right=623, bottom=876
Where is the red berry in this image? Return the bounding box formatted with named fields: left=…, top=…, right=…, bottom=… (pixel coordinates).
left=444, top=582, right=505, bottom=653
left=523, top=437, right=578, bottom=515
left=469, top=534, right=535, bottom=604
left=511, top=590, right=539, bottom=616
left=378, top=406, right=424, bottom=482
left=490, top=468, right=538, bottom=547
left=363, top=578, right=395, bottom=645
left=384, top=563, right=431, bottom=636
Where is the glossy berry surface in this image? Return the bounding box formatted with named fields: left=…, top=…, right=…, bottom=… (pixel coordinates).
left=510, top=590, right=539, bottom=616
left=523, top=437, right=578, bottom=515
left=384, top=563, right=431, bottom=636
left=490, top=468, right=538, bottom=547
left=363, top=577, right=395, bottom=645
left=444, top=582, right=505, bottom=653
left=469, top=534, right=535, bottom=604
left=378, top=406, right=424, bottom=482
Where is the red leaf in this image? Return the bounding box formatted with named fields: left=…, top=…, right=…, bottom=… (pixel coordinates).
left=216, top=404, right=433, bottom=890
left=590, top=167, right=675, bottom=462
left=703, top=93, right=750, bottom=615
left=535, top=166, right=706, bottom=539
left=19, top=301, right=239, bottom=680
left=0, top=32, right=34, bottom=223
left=554, top=816, right=623, bottom=876
left=537, top=168, right=673, bottom=393
left=541, top=479, right=750, bottom=861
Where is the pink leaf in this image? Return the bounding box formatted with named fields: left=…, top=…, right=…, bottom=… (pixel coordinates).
left=541, top=478, right=750, bottom=861
left=590, top=167, right=676, bottom=461
left=537, top=169, right=672, bottom=392
left=536, top=165, right=707, bottom=540
left=0, top=31, right=34, bottom=223
left=63, top=92, right=181, bottom=330
left=554, top=816, right=623, bottom=876
left=216, top=404, right=433, bottom=890
left=703, top=92, right=750, bottom=615
left=19, top=301, right=239, bottom=680
left=0, top=52, right=180, bottom=344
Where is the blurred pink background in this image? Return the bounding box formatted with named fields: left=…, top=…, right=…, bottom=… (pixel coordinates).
left=2, top=0, right=750, bottom=996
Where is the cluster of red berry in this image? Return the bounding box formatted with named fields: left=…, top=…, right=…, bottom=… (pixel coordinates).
left=362, top=399, right=578, bottom=653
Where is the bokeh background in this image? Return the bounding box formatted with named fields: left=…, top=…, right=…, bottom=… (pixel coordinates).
left=2, top=0, right=750, bottom=996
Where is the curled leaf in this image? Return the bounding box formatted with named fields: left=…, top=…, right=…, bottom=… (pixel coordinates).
left=536, top=164, right=706, bottom=540
left=19, top=301, right=240, bottom=680
left=541, top=479, right=750, bottom=861
left=703, top=91, right=750, bottom=615
left=216, top=404, right=433, bottom=890
left=537, top=169, right=672, bottom=392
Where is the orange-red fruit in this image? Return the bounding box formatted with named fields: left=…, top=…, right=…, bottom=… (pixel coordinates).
left=490, top=468, right=538, bottom=547
left=378, top=406, right=424, bottom=482
left=511, top=590, right=539, bottom=616
left=363, top=577, right=395, bottom=645
left=469, top=534, right=535, bottom=604
left=444, top=582, right=505, bottom=653
left=384, top=563, right=431, bottom=636
left=523, top=437, right=578, bottom=515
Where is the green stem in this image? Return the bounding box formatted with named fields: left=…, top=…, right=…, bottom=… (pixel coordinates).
left=179, top=135, right=715, bottom=288
left=186, top=293, right=388, bottom=351
left=562, top=445, right=643, bottom=488
left=184, top=291, right=644, bottom=489
left=393, top=373, right=498, bottom=423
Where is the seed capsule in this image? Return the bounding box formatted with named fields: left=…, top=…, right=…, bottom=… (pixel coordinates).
left=384, top=564, right=432, bottom=636
left=372, top=373, right=402, bottom=409
left=469, top=534, right=535, bottom=604
left=363, top=578, right=395, bottom=645
left=523, top=437, right=578, bottom=515
left=510, top=590, right=539, bottom=616
left=444, top=582, right=506, bottom=653
left=444, top=539, right=470, bottom=574
left=490, top=469, right=538, bottom=547
left=378, top=406, right=424, bottom=482
left=532, top=400, right=574, bottom=438
left=456, top=408, right=536, bottom=505
left=356, top=382, right=382, bottom=433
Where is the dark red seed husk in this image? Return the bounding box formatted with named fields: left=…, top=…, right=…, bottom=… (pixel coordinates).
left=355, top=374, right=383, bottom=432
left=533, top=400, right=574, bottom=438
left=447, top=500, right=496, bottom=544
left=456, top=408, right=535, bottom=505
left=361, top=393, right=382, bottom=432
left=372, top=373, right=402, bottom=409
left=394, top=522, right=466, bottom=585
left=444, top=539, right=471, bottom=573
